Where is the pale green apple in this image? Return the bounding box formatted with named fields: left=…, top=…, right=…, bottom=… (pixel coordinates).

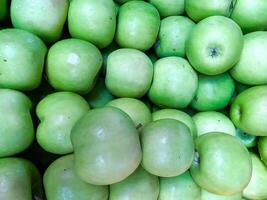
left=190, top=132, right=252, bottom=195
left=230, top=85, right=267, bottom=136
left=10, top=0, right=69, bottom=43
left=230, top=32, right=267, bottom=85
left=148, top=0, right=184, bottom=18
left=158, top=171, right=201, bottom=200
left=186, top=16, right=243, bottom=75
left=148, top=57, right=198, bottom=108
left=44, top=154, right=109, bottom=200
left=155, top=16, right=195, bottom=58
left=116, top=1, right=160, bottom=51
left=68, top=0, right=116, bottom=48
left=201, top=189, right=242, bottom=200
left=105, top=48, right=153, bottom=98
left=258, top=136, right=267, bottom=165
left=0, top=0, right=7, bottom=20
left=109, top=166, right=159, bottom=200
left=46, top=38, right=103, bottom=94
left=0, top=28, right=47, bottom=91
left=0, top=89, right=34, bottom=157
left=235, top=129, right=257, bottom=148
left=71, top=107, right=141, bottom=185
left=141, top=119, right=194, bottom=177
left=36, top=92, right=90, bottom=154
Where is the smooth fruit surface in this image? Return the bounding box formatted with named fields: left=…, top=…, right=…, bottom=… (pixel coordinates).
left=148, top=0, right=184, bottom=18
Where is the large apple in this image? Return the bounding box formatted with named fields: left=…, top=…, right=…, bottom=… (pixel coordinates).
left=0, top=0, right=7, bottom=20
left=186, top=16, right=243, bottom=75
left=258, top=136, right=267, bottom=165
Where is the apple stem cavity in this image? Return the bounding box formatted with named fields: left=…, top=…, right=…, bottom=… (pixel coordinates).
left=210, top=47, right=219, bottom=58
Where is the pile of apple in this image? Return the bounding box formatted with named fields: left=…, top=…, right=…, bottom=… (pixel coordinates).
left=1, top=0, right=267, bottom=199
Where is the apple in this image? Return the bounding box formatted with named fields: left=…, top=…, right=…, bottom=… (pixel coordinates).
left=230, top=0, right=267, bottom=33
left=0, top=89, right=34, bottom=157
left=0, top=0, right=7, bottom=20
left=201, top=189, right=242, bottom=200
left=68, top=0, right=116, bottom=49
left=109, top=166, right=159, bottom=200
left=235, top=129, right=257, bottom=148
left=148, top=0, right=185, bottom=18
left=115, top=1, right=160, bottom=51
left=258, top=136, right=267, bottom=165
left=230, top=32, right=267, bottom=85
left=191, top=73, right=235, bottom=111
left=148, top=57, right=198, bottom=109
left=158, top=171, right=201, bottom=200
left=10, top=0, right=69, bottom=43
left=185, top=0, right=236, bottom=22
left=141, top=119, right=194, bottom=177
left=230, top=85, right=267, bottom=136
left=71, top=107, right=142, bottom=185
left=0, top=28, right=47, bottom=91
left=44, top=154, right=109, bottom=200
left=36, top=92, right=90, bottom=154
left=243, top=153, right=267, bottom=200
left=152, top=108, right=197, bottom=139
left=155, top=16, right=195, bottom=58
left=46, top=38, right=103, bottom=94
left=105, top=48, right=153, bottom=98
left=186, top=16, right=243, bottom=75
left=190, top=132, right=252, bottom=195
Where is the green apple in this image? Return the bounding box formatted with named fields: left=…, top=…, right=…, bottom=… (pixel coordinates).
left=235, top=129, right=257, bottom=148
left=155, top=16, right=195, bottom=58
left=148, top=57, right=198, bottom=108
left=0, top=89, right=34, bottom=157
left=71, top=107, right=141, bottom=185
left=192, top=111, right=236, bottom=136
left=116, top=1, right=160, bottom=51
left=0, top=28, right=47, bottom=91
left=231, top=0, right=267, bottom=33
left=109, top=166, right=159, bottom=200
left=141, top=119, right=194, bottom=177
left=46, top=38, right=103, bottom=94
left=243, top=153, right=267, bottom=200
left=148, top=0, right=185, bottom=18
left=10, top=0, right=69, bottom=43
left=186, top=16, right=243, bottom=75
left=158, top=171, right=201, bottom=200
left=152, top=108, right=197, bottom=139
left=185, top=0, right=236, bottom=22
left=191, top=73, right=235, bottom=111
left=68, top=0, right=116, bottom=48
left=258, top=136, right=267, bottom=165
left=230, top=85, right=267, bottom=136
left=201, top=189, right=242, bottom=200
left=230, top=32, right=267, bottom=85
left=0, top=0, right=7, bottom=20
left=106, top=98, right=152, bottom=130
left=190, top=132, right=252, bottom=195
left=105, top=48, right=153, bottom=98
left=36, top=92, right=90, bottom=154
left=0, top=157, right=43, bottom=200
left=44, top=154, right=109, bottom=200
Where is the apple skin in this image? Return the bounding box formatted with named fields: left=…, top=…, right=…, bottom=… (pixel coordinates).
left=36, top=92, right=90, bottom=155
left=115, top=0, right=144, bottom=4
left=46, top=38, right=103, bottom=94
left=71, top=107, right=141, bottom=185
left=186, top=16, right=243, bottom=75
left=230, top=0, right=267, bottom=33
left=0, top=89, right=34, bottom=157
left=44, top=154, right=109, bottom=200
left=10, top=0, right=68, bottom=43
left=0, top=28, right=47, bottom=91
left=68, top=0, right=116, bottom=49
left=155, top=16, right=195, bottom=58
left=116, top=1, right=160, bottom=51
left=185, top=0, right=236, bottom=22
left=191, top=73, right=235, bottom=111
left=243, top=153, right=267, bottom=200
left=105, top=48, right=153, bottom=98
left=230, top=32, right=267, bottom=85
left=230, top=85, right=267, bottom=136
left=201, top=189, right=242, bottom=200
left=0, top=0, right=7, bottom=20
left=190, top=132, right=252, bottom=195
left=148, top=0, right=185, bottom=18
left=158, top=171, right=201, bottom=200
left=141, top=119, right=194, bottom=177
left=258, top=136, right=267, bottom=165
left=109, top=166, right=159, bottom=200
left=148, top=57, right=198, bottom=109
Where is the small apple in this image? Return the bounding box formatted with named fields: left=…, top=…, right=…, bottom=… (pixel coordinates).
left=201, top=189, right=242, bottom=200
left=258, top=136, right=267, bottom=165
left=0, top=0, right=7, bottom=20
left=186, top=16, right=243, bottom=75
